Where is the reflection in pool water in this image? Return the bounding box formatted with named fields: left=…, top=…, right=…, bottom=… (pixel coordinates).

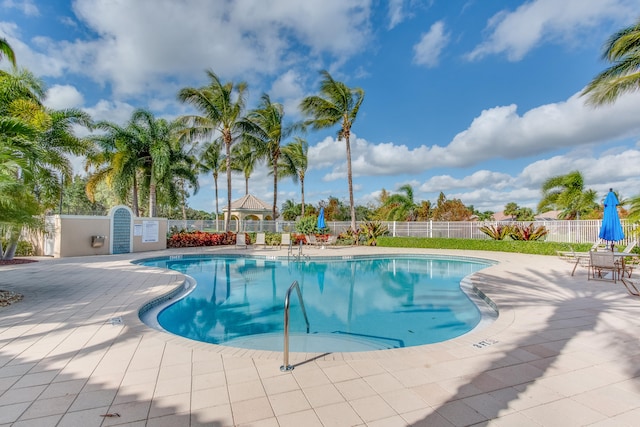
left=139, top=255, right=495, bottom=352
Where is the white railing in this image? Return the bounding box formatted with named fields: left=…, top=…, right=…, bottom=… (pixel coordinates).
left=167, top=219, right=638, bottom=245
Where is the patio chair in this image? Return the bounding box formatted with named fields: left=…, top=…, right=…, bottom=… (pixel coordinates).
left=280, top=233, right=291, bottom=249
left=236, top=232, right=247, bottom=249
left=556, top=246, right=590, bottom=276
left=254, top=232, right=268, bottom=249
left=324, top=235, right=337, bottom=246
left=621, top=278, right=640, bottom=296
left=588, top=250, right=619, bottom=282
left=618, top=241, right=638, bottom=278
left=306, top=234, right=321, bottom=247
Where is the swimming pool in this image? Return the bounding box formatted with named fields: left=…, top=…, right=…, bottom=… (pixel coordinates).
left=138, top=254, right=497, bottom=352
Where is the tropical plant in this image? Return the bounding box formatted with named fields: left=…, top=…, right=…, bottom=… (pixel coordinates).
left=582, top=17, right=640, bottom=105
left=503, top=202, right=518, bottom=219
left=479, top=224, right=513, bottom=240
left=229, top=138, right=258, bottom=195
left=178, top=69, right=247, bottom=231
left=295, top=215, right=318, bottom=235
left=279, top=136, right=309, bottom=216
left=0, top=37, right=16, bottom=67
left=300, top=70, right=364, bottom=232
left=86, top=119, right=143, bottom=215
left=199, top=139, right=224, bottom=218
left=359, top=221, right=389, bottom=246
left=381, top=184, right=418, bottom=221
left=243, top=94, right=301, bottom=220
left=0, top=68, right=91, bottom=259
left=508, top=223, right=549, bottom=241
left=538, top=170, right=598, bottom=219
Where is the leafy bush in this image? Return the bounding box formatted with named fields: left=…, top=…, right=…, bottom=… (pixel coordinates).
left=359, top=221, right=389, bottom=246
left=479, top=224, right=513, bottom=240
left=338, top=228, right=362, bottom=245
left=295, top=215, right=327, bottom=235
left=167, top=231, right=237, bottom=248
left=509, top=223, right=549, bottom=241
left=0, top=239, right=34, bottom=256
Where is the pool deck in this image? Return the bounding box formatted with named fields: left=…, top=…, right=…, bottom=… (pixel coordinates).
left=1, top=245, right=640, bottom=426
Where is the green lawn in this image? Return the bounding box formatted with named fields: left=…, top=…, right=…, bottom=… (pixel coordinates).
left=377, top=236, right=594, bottom=256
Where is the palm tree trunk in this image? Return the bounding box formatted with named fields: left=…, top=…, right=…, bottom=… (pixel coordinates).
left=224, top=140, right=232, bottom=232
left=149, top=180, right=157, bottom=218
left=132, top=174, right=139, bottom=217
left=272, top=162, right=278, bottom=220
left=213, top=173, right=219, bottom=230
left=180, top=178, right=187, bottom=221
left=301, top=176, right=305, bottom=217
left=345, top=133, right=356, bottom=232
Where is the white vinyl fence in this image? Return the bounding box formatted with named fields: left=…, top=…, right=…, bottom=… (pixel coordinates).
left=168, top=219, right=638, bottom=245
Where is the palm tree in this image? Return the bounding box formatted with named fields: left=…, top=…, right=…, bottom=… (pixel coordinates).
left=128, top=109, right=179, bottom=218
left=243, top=94, right=299, bottom=220
left=279, top=137, right=309, bottom=216
left=199, top=139, right=224, bottom=219
left=0, top=117, right=40, bottom=259
left=178, top=70, right=247, bottom=231
left=381, top=184, right=418, bottom=221
left=86, top=120, right=143, bottom=215
left=300, top=70, right=364, bottom=232
left=229, top=139, right=258, bottom=195
left=0, top=37, right=16, bottom=68
left=582, top=18, right=640, bottom=105
left=538, top=170, right=598, bottom=219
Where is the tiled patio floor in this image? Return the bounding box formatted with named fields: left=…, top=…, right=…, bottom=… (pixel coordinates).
left=1, top=246, right=639, bottom=426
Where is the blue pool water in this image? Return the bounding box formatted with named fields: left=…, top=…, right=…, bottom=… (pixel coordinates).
left=138, top=255, right=496, bottom=352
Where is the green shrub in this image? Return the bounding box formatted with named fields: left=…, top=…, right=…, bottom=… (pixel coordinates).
left=0, top=239, right=34, bottom=256
left=359, top=221, right=389, bottom=246
left=377, top=236, right=591, bottom=256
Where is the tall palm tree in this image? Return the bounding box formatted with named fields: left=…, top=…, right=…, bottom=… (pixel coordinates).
left=199, top=139, right=224, bottom=220
left=582, top=18, right=640, bottom=105
left=381, top=184, right=419, bottom=221
left=243, top=94, right=298, bottom=220
left=0, top=37, right=16, bottom=68
left=538, top=170, right=598, bottom=219
left=178, top=70, right=247, bottom=231
left=300, top=70, right=365, bottom=231
left=279, top=137, right=309, bottom=216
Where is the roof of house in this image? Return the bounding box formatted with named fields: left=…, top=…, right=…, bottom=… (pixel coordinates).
left=225, top=194, right=272, bottom=212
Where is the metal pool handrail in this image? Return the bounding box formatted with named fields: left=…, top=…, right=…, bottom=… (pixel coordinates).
left=280, top=280, right=310, bottom=372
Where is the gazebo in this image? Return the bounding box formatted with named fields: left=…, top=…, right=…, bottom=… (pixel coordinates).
left=223, top=194, right=275, bottom=231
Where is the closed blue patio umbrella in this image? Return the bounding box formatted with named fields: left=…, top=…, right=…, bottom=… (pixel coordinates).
left=317, top=207, right=326, bottom=230
left=599, top=189, right=624, bottom=248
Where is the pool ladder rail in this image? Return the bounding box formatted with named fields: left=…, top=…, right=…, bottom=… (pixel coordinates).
left=280, top=280, right=310, bottom=372
left=287, top=239, right=309, bottom=261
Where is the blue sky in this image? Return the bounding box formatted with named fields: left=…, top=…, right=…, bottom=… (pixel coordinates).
left=3, top=0, right=640, bottom=214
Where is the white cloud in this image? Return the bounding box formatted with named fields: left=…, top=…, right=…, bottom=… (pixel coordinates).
left=413, top=21, right=449, bottom=67
left=419, top=170, right=514, bottom=193
left=269, top=70, right=305, bottom=119
left=467, top=0, right=639, bottom=61
left=388, top=0, right=406, bottom=29
left=2, top=0, right=38, bottom=16
left=82, top=99, right=136, bottom=125
left=44, top=84, right=84, bottom=109
left=52, top=0, right=373, bottom=96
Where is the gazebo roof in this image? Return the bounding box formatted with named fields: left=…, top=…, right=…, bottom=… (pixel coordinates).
left=224, top=194, right=272, bottom=212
